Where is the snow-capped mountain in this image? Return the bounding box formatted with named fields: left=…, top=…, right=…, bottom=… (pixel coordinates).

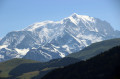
left=0, top=13, right=120, bottom=62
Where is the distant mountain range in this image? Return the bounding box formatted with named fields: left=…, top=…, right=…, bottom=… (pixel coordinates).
left=0, top=13, right=120, bottom=62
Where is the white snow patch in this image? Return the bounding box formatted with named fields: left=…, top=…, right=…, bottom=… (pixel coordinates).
left=51, top=44, right=60, bottom=48
left=5, top=48, right=12, bottom=51
left=42, top=47, right=51, bottom=50
left=77, top=34, right=102, bottom=43
left=67, top=13, right=95, bottom=25
left=59, top=52, right=65, bottom=58
left=32, top=47, right=37, bottom=49
left=68, top=17, right=78, bottom=25
left=62, top=45, right=72, bottom=54
left=78, top=15, right=95, bottom=23
left=0, top=45, right=8, bottom=49
left=15, top=48, right=29, bottom=55
left=25, top=21, right=61, bottom=31
left=14, top=55, right=21, bottom=58
left=0, top=55, right=4, bottom=59
left=51, top=45, right=65, bottom=58
left=95, top=28, right=98, bottom=32
left=39, top=50, right=52, bottom=59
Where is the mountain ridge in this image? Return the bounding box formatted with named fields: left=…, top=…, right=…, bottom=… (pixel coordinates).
left=42, top=45, right=120, bottom=79
left=0, top=13, right=120, bottom=62
left=67, top=38, right=120, bottom=60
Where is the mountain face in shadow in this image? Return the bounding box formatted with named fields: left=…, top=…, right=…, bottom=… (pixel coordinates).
left=42, top=46, right=120, bottom=79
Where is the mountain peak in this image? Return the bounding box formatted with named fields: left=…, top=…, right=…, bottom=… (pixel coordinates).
left=71, top=13, right=79, bottom=17
left=26, top=13, right=96, bottom=31
left=70, top=13, right=90, bottom=18
left=62, top=13, right=95, bottom=25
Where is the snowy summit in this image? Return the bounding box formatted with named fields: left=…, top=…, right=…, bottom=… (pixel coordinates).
left=0, top=13, right=120, bottom=62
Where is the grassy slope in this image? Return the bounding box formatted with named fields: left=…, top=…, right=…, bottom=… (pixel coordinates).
left=0, top=58, right=38, bottom=78
left=17, top=71, right=40, bottom=79
left=42, top=46, right=120, bottom=79
left=0, top=57, right=79, bottom=79
left=8, top=57, right=79, bottom=79
left=1, top=38, right=120, bottom=79
left=67, top=38, right=120, bottom=60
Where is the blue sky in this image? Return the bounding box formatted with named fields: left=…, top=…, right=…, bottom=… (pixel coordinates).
left=0, top=0, right=120, bottom=38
